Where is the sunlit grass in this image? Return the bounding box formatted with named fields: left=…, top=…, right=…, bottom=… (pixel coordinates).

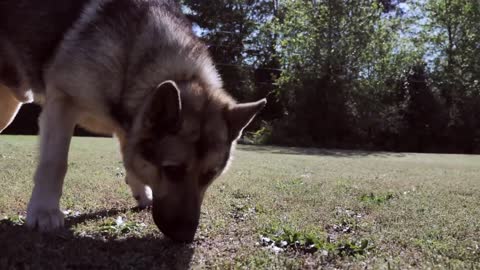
left=0, top=136, right=479, bottom=269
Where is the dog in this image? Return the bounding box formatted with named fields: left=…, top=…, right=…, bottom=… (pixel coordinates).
left=0, top=0, right=265, bottom=242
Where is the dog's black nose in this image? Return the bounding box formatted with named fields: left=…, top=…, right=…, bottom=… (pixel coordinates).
left=152, top=200, right=199, bottom=243
left=156, top=217, right=198, bottom=243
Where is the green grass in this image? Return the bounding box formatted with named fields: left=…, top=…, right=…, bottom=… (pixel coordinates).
left=1, top=135, right=479, bottom=269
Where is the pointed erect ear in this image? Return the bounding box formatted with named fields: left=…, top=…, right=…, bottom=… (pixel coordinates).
left=143, top=80, right=182, bottom=136
left=226, top=99, right=267, bottom=141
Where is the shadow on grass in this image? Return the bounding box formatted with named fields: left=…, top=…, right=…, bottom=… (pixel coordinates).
left=0, top=208, right=194, bottom=270
left=238, top=144, right=406, bottom=158
left=64, top=207, right=140, bottom=228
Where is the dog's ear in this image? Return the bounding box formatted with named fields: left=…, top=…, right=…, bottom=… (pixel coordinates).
left=143, top=81, right=182, bottom=136
left=226, top=99, right=267, bottom=141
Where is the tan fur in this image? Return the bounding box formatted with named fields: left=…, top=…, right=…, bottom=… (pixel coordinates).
left=0, top=84, right=22, bottom=133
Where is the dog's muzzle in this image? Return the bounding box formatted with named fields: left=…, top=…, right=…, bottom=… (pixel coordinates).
left=152, top=198, right=200, bottom=243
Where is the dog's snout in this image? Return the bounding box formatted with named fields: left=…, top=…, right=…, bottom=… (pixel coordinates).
left=156, top=216, right=198, bottom=242
left=152, top=199, right=200, bottom=243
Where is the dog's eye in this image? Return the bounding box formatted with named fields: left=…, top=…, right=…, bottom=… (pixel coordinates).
left=163, top=165, right=186, bottom=181
left=200, top=170, right=217, bottom=186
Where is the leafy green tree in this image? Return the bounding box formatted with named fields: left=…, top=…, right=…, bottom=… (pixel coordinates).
left=271, top=0, right=403, bottom=147
left=182, top=0, right=283, bottom=129
left=422, top=0, right=480, bottom=152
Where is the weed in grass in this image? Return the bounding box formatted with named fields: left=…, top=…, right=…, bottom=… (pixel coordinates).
left=331, top=220, right=354, bottom=234
left=228, top=188, right=258, bottom=222
left=99, top=216, right=146, bottom=237
left=231, top=189, right=252, bottom=200
left=253, top=203, right=267, bottom=215
left=329, top=207, right=364, bottom=241
left=62, top=209, right=81, bottom=218
left=336, top=239, right=370, bottom=257
left=360, top=192, right=395, bottom=204
left=335, top=207, right=363, bottom=219
left=1, top=214, right=25, bottom=226
left=259, top=223, right=326, bottom=253
left=230, top=203, right=256, bottom=222
left=259, top=223, right=372, bottom=257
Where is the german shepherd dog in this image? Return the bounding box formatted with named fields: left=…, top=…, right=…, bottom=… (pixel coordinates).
left=0, top=0, right=265, bottom=242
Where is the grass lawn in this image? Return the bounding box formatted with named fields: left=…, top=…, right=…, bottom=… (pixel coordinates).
left=0, top=135, right=479, bottom=269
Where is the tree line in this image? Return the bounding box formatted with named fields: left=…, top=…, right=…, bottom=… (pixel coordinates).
left=4, top=0, right=479, bottom=154
left=183, top=0, right=480, bottom=153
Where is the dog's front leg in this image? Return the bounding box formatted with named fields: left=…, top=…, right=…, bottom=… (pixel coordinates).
left=116, top=135, right=153, bottom=209
left=26, top=96, right=78, bottom=231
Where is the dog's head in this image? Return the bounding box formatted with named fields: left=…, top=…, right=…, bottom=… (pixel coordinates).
left=124, top=80, right=265, bottom=242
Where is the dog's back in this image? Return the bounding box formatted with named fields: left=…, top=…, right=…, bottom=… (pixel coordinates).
left=0, top=0, right=186, bottom=94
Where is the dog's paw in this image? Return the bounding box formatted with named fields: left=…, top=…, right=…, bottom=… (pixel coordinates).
left=134, top=186, right=153, bottom=209
left=136, top=197, right=153, bottom=209
left=26, top=205, right=64, bottom=232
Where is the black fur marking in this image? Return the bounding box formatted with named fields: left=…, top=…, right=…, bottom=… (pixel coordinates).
left=199, top=149, right=230, bottom=187
left=199, top=170, right=216, bottom=186
left=109, top=100, right=133, bottom=130
left=0, top=0, right=92, bottom=92
left=139, top=139, right=158, bottom=165
left=0, top=63, right=20, bottom=89
left=163, top=164, right=187, bottom=182
left=195, top=135, right=209, bottom=159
